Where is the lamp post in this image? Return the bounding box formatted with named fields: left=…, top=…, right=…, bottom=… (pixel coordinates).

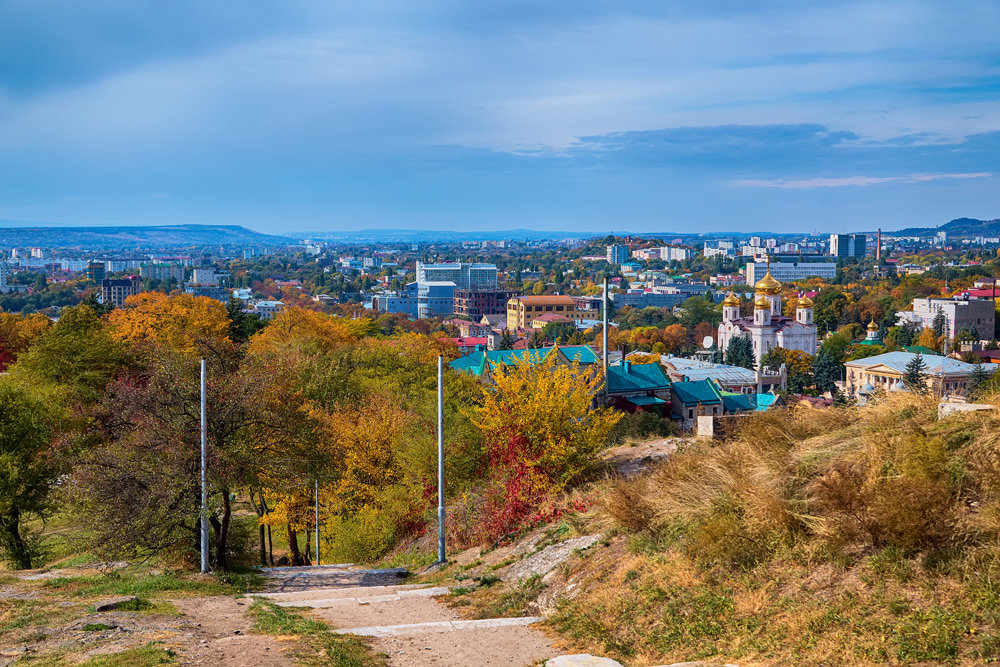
left=437, top=356, right=445, bottom=563
left=200, top=359, right=208, bottom=574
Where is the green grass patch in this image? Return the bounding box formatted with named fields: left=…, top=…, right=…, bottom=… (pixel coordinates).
left=83, top=643, right=176, bottom=665
left=41, top=570, right=259, bottom=598
left=248, top=599, right=385, bottom=666
left=474, top=574, right=545, bottom=619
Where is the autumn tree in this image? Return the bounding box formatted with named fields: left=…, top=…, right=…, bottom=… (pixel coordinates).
left=106, top=292, right=230, bottom=353
left=11, top=305, right=129, bottom=404
left=469, top=354, right=620, bottom=540
left=72, top=344, right=313, bottom=569
left=0, top=381, right=59, bottom=569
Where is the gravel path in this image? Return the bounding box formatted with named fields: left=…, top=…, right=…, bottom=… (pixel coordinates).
left=260, top=565, right=559, bottom=666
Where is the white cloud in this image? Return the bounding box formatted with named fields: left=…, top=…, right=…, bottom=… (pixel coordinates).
left=730, top=172, right=993, bottom=189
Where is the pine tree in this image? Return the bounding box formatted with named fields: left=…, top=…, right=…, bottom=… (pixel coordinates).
left=903, top=352, right=929, bottom=394
left=813, top=350, right=842, bottom=395
left=932, top=310, right=948, bottom=338
left=968, top=360, right=989, bottom=399
left=725, top=335, right=754, bottom=369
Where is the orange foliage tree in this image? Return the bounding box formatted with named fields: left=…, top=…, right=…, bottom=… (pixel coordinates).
left=106, top=292, right=229, bottom=353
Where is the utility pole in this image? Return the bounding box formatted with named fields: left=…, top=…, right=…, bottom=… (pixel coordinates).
left=200, top=359, right=209, bottom=574
left=602, top=276, right=609, bottom=377
left=314, top=479, right=320, bottom=566
left=437, top=356, right=445, bottom=563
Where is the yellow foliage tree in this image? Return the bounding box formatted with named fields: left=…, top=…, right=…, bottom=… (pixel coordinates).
left=917, top=326, right=939, bottom=351
left=473, top=352, right=621, bottom=489
left=247, top=307, right=364, bottom=357
left=105, top=292, right=230, bottom=353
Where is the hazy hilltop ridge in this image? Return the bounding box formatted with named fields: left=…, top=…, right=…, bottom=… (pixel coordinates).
left=892, top=216, right=1000, bottom=237
left=0, top=223, right=294, bottom=249
left=425, top=394, right=1000, bottom=666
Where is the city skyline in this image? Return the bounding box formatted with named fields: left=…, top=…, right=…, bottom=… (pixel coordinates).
left=0, top=1, right=997, bottom=234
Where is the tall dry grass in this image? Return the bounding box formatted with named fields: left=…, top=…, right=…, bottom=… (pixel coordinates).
left=606, top=393, right=1000, bottom=569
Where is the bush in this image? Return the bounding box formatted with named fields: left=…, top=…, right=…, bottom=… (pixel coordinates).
left=608, top=410, right=678, bottom=445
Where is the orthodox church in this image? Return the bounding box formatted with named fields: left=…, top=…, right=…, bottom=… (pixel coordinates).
left=717, top=268, right=818, bottom=365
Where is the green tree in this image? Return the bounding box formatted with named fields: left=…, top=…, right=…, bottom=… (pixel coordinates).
left=0, top=382, right=58, bottom=569
left=10, top=305, right=129, bottom=403
left=932, top=310, right=948, bottom=338
left=725, top=335, right=754, bottom=369
left=813, top=350, right=842, bottom=395
left=226, top=298, right=267, bottom=343
left=497, top=330, right=515, bottom=350
left=968, top=360, right=989, bottom=399
left=903, top=352, right=929, bottom=394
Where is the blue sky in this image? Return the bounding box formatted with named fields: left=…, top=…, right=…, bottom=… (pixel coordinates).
left=0, top=0, right=997, bottom=234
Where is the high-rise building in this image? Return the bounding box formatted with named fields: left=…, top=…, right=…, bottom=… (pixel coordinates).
left=606, top=244, right=629, bottom=265
left=829, top=234, right=867, bottom=259
left=87, top=262, right=106, bottom=282
left=415, top=262, right=497, bottom=290
left=102, top=277, right=141, bottom=308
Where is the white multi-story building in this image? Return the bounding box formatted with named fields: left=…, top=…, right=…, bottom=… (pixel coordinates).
left=745, top=261, right=836, bottom=285
left=415, top=262, right=498, bottom=290
left=896, top=297, right=995, bottom=340
left=718, top=271, right=818, bottom=365
left=606, top=244, right=630, bottom=266
left=703, top=246, right=731, bottom=258
left=660, top=246, right=693, bottom=262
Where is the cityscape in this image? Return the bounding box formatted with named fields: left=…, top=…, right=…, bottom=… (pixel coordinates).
left=2, top=1, right=1000, bottom=666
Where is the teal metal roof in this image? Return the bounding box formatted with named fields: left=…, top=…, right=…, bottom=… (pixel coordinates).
left=626, top=396, right=667, bottom=406
left=607, top=362, right=670, bottom=394
left=721, top=392, right=754, bottom=412
left=670, top=379, right=722, bottom=405
left=448, top=344, right=598, bottom=376
left=904, top=345, right=940, bottom=356
left=754, top=393, right=779, bottom=410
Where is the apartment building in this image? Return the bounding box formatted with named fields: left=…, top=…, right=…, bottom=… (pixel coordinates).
left=506, top=295, right=583, bottom=330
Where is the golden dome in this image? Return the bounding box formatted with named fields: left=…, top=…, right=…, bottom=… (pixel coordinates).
left=754, top=270, right=782, bottom=295
left=754, top=293, right=771, bottom=309
left=797, top=296, right=814, bottom=308
left=867, top=320, right=878, bottom=332
left=722, top=292, right=740, bottom=307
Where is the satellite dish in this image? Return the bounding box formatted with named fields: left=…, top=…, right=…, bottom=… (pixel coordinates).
left=702, top=335, right=714, bottom=349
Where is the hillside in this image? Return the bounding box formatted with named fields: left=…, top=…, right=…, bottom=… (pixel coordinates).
left=414, top=394, right=1000, bottom=665
left=891, top=216, right=1000, bottom=237
left=0, top=223, right=295, bottom=250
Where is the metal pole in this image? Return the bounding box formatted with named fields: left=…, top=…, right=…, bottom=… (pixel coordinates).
left=437, top=356, right=445, bottom=563
left=315, top=479, right=320, bottom=566
left=200, top=358, right=209, bottom=573
left=602, top=276, right=609, bottom=376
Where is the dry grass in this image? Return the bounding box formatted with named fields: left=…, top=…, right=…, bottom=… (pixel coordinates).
left=540, top=393, right=1000, bottom=664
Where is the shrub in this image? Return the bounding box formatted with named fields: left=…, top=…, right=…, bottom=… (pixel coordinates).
left=608, top=410, right=677, bottom=445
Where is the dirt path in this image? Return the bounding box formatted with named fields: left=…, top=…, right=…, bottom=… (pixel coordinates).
left=166, top=596, right=294, bottom=666
left=260, top=565, right=559, bottom=666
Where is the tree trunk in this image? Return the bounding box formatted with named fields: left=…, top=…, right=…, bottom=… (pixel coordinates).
left=267, top=525, right=273, bottom=566
left=215, top=489, right=231, bottom=570
left=287, top=524, right=302, bottom=566
left=0, top=508, right=30, bottom=569
left=250, top=491, right=267, bottom=567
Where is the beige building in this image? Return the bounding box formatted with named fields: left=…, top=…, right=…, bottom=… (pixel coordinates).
left=506, top=295, right=583, bottom=330
left=845, top=351, right=990, bottom=398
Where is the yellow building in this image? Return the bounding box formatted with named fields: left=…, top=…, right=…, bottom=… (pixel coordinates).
left=506, top=295, right=582, bottom=330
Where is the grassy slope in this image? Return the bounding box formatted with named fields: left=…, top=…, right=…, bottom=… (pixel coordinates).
left=439, top=394, right=1000, bottom=665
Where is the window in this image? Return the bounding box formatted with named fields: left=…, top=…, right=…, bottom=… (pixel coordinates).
left=688, top=409, right=694, bottom=419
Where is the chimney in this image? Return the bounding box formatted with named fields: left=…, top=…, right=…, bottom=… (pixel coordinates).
left=623, top=360, right=631, bottom=373
left=876, top=228, right=882, bottom=263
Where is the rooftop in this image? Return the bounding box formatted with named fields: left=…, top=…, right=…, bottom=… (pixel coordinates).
left=845, top=351, right=991, bottom=376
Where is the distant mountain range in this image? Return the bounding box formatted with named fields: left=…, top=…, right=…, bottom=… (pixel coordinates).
left=0, top=224, right=295, bottom=250
left=890, top=217, right=1000, bottom=237
left=288, top=228, right=600, bottom=242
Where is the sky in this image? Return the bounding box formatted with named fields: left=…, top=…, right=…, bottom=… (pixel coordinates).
left=0, top=0, right=997, bottom=235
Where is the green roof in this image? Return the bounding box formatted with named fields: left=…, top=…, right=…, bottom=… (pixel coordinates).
left=721, top=392, right=754, bottom=412
left=670, top=379, right=722, bottom=405
left=626, top=396, right=667, bottom=406
left=449, top=345, right=598, bottom=376
left=607, top=361, right=670, bottom=394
